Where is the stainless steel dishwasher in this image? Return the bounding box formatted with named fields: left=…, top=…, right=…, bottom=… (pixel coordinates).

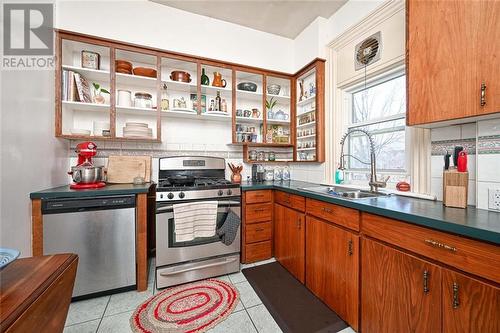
left=42, top=195, right=136, bottom=300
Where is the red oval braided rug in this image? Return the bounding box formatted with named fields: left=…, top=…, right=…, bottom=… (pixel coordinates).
left=130, top=279, right=240, bottom=333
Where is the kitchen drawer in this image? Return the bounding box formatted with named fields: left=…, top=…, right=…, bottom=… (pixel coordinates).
left=245, top=203, right=272, bottom=223
left=245, top=190, right=272, bottom=204
left=306, top=198, right=360, bottom=232
left=245, top=222, right=272, bottom=244
left=362, top=213, right=500, bottom=284
left=245, top=241, right=272, bottom=263
left=274, top=191, right=305, bottom=212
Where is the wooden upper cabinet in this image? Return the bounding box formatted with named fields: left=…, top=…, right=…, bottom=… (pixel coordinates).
left=407, top=0, right=500, bottom=125
left=274, top=203, right=305, bottom=283
left=361, top=238, right=442, bottom=333
left=442, top=269, right=500, bottom=333
left=305, top=216, right=359, bottom=331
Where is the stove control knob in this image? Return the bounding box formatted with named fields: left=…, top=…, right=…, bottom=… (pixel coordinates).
left=160, top=194, right=164, bottom=199
left=218, top=190, right=224, bottom=196
left=167, top=193, right=174, bottom=199
left=178, top=192, right=185, bottom=199
left=227, top=189, right=232, bottom=195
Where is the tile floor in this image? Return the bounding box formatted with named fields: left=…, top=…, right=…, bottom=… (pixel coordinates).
left=63, top=258, right=356, bottom=333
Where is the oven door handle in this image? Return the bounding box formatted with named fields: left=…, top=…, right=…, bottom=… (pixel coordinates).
left=159, top=257, right=238, bottom=276
left=156, top=201, right=241, bottom=214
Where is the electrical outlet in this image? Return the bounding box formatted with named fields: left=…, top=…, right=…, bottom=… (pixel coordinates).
left=488, top=188, right=500, bottom=211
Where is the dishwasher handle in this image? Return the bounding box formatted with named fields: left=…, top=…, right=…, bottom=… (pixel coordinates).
left=42, top=195, right=136, bottom=214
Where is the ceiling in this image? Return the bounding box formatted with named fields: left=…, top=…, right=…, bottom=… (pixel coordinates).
left=151, top=0, right=348, bottom=39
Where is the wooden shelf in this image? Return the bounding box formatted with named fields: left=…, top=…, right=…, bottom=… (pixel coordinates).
left=201, top=112, right=232, bottom=121
left=297, top=121, right=316, bottom=128
left=201, top=85, right=232, bottom=94
left=267, top=119, right=291, bottom=125
left=164, top=79, right=197, bottom=92
left=297, top=95, right=316, bottom=107
left=62, top=65, right=110, bottom=82
left=57, top=134, right=160, bottom=142
left=297, top=134, right=316, bottom=140
left=266, top=93, right=290, bottom=103
left=244, top=143, right=294, bottom=148
left=116, top=73, right=157, bottom=88
left=162, top=109, right=199, bottom=119
left=297, top=147, right=317, bottom=151
left=236, top=90, right=262, bottom=101
left=116, top=106, right=157, bottom=116
left=236, top=116, right=262, bottom=123
left=62, top=101, right=110, bottom=112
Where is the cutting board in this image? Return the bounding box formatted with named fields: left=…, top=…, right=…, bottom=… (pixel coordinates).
left=107, top=155, right=151, bottom=183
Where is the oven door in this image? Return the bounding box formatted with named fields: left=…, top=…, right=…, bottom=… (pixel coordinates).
left=155, top=198, right=241, bottom=267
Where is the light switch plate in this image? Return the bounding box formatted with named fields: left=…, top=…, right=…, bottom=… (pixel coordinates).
left=488, top=188, right=500, bottom=210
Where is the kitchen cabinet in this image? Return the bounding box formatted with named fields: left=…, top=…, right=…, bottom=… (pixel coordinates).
left=241, top=190, right=273, bottom=263
left=442, top=269, right=500, bottom=333
left=305, top=216, right=359, bottom=331
left=361, top=237, right=442, bottom=333
left=274, top=203, right=305, bottom=283
left=407, top=0, right=500, bottom=125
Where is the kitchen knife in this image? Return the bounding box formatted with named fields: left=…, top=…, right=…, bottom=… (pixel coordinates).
left=453, top=146, right=463, bottom=167
left=444, top=151, right=451, bottom=170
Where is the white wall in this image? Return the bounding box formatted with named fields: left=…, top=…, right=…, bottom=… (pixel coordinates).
left=55, top=0, right=294, bottom=73
left=1, top=69, right=69, bottom=257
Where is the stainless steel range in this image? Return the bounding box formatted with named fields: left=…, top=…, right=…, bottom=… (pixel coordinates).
left=155, top=156, right=241, bottom=288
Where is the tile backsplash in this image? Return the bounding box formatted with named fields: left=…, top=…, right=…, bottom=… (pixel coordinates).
left=430, top=118, right=500, bottom=211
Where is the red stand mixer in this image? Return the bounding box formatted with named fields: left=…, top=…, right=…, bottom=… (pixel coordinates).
left=68, top=142, right=106, bottom=189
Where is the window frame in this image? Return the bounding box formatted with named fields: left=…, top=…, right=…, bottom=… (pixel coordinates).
left=341, top=70, right=410, bottom=181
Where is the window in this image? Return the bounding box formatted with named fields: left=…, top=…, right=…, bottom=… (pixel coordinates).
left=345, top=75, right=407, bottom=184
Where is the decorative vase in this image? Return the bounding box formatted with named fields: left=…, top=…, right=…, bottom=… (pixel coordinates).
left=231, top=173, right=242, bottom=184
left=201, top=68, right=210, bottom=86
left=93, top=93, right=105, bottom=104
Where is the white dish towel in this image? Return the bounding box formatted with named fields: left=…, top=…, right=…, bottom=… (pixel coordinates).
left=173, top=201, right=218, bottom=242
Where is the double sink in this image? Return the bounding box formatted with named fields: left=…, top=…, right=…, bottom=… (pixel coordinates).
left=299, top=185, right=391, bottom=200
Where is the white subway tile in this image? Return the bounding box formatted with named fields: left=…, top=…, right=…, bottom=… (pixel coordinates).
left=477, top=154, right=500, bottom=182
left=430, top=177, right=443, bottom=201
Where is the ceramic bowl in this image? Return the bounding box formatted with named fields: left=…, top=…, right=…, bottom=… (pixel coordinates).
left=133, top=67, right=157, bottom=78
left=267, top=84, right=281, bottom=95
left=237, top=82, right=257, bottom=92
left=0, top=248, right=20, bottom=269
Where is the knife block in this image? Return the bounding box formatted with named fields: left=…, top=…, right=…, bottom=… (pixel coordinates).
left=443, top=169, right=468, bottom=208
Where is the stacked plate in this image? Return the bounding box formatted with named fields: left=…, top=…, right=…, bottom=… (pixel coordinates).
left=123, top=122, right=153, bottom=138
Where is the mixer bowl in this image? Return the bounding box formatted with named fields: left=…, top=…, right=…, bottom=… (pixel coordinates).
left=70, top=165, right=105, bottom=184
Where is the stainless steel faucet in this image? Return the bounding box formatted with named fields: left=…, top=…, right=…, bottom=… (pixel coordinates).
left=338, top=129, right=389, bottom=192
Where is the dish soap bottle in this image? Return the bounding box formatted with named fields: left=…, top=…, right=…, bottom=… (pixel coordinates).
left=201, top=68, right=210, bottom=85
left=335, top=164, right=344, bottom=184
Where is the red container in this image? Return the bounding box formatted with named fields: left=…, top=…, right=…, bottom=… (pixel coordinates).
left=457, top=151, right=468, bottom=172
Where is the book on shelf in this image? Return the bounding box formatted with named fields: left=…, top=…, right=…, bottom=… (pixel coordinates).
left=62, top=70, right=92, bottom=103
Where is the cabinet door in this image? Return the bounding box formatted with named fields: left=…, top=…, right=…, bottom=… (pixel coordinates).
left=305, top=216, right=359, bottom=331
left=476, top=1, right=500, bottom=116
left=274, top=204, right=305, bottom=283
left=407, top=0, right=476, bottom=124
left=361, top=238, right=442, bottom=333
left=442, top=269, right=500, bottom=333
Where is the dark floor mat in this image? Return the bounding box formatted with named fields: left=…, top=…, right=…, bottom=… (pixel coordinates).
left=242, top=262, right=348, bottom=333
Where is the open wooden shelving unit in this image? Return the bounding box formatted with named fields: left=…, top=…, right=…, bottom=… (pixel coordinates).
left=55, top=30, right=325, bottom=162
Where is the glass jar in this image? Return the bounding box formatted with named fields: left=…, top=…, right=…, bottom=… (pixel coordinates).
left=160, top=83, right=169, bottom=111
left=268, top=151, right=276, bottom=161
left=274, top=167, right=282, bottom=181
left=264, top=168, right=274, bottom=181
left=134, top=92, right=153, bottom=109
left=257, top=151, right=266, bottom=161
left=282, top=166, right=290, bottom=180
left=248, top=150, right=257, bottom=161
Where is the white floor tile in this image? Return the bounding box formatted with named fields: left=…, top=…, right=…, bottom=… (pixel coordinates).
left=241, top=263, right=255, bottom=269
left=64, top=320, right=100, bottom=333
left=214, top=274, right=231, bottom=283
left=233, top=299, right=244, bottom=313
left=206, top=310, right=257, bottom=333
left=65, top=296, right=109, bottom=326
left=337, top=327, right=357, bottom=333
left=104, top=289, right=152, bottom=317
left=236, top=281, right=262, bottom=308
left=247, top=304, right=282, bottom=333
left=97, top=311, right=134, bottom=333
left=228, top=271, right=247, bottom=284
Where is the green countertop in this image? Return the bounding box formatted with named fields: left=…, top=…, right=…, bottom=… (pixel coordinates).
left=30, top=183, right=153, bottom=199
left=241, top=181, right=500, bottom=245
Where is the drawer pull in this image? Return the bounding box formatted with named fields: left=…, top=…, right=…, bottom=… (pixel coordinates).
left=255, top=228, right=265, bottom=232
left=321, top=207, right=333, bottom=213
left=423, top=270, right=429, bottom=293
left=480, top=82, right=486, bottom=107
left=452, top=282, right=459, bottom=309
left=424, top=239, right=457, bottom=252
left=348, top=240, right=353, bottom=256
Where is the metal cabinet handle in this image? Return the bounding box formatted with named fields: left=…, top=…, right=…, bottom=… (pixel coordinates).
left=321, top=207, right=333, bottom=213
left=297, top=216, right=302, bottom=229
left=480, top=82, right=486, bottom=106
left=452, top=282, right=459, bottom=309
left=424, top=239, right=457, bottom=252
left=255, top=228, right=265, bottom=232
left=423, top=270, right=429, bottom=293
left=348, top=240, right=353, bottom=256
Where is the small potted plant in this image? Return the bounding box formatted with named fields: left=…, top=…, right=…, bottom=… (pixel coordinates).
left=266, top=97, right=277, bottom=119
left=92, top=83, right=110, bottom=104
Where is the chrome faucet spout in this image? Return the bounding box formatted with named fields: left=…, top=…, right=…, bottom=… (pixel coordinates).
left=338, top=129, right=389, bottom=192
